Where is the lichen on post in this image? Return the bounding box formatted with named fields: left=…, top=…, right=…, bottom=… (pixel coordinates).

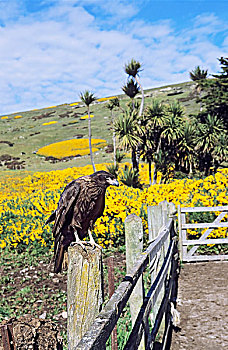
left=67, top=244, right=103, bottom=349
left=125, top=214, right=145, bottom=349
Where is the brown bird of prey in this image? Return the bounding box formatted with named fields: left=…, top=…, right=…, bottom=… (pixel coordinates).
left=45, top=171, right=119, bottom=273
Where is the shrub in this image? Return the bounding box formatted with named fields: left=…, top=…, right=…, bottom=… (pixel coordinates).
left=106, top=164, right=119, bottom=178
left=120, top=165, right=142, bottom=189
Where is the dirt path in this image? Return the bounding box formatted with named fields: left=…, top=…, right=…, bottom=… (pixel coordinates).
left=171, top=261, right=228, bottom=350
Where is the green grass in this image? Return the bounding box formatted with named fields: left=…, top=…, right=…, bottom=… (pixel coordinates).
left=0, top=81, right=199, bottom=174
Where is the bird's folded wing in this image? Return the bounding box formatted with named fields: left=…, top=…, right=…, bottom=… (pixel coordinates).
left=53, top=181, right=81, bottom=237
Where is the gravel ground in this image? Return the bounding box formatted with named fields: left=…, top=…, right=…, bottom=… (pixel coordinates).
left=171, top=261, right=228, bottom=350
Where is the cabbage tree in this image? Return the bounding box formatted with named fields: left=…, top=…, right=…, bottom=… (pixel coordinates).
left=80, top=90, right=96, bottom=172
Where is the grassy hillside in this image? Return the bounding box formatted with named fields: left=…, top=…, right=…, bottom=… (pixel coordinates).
left=0, top=81, right=199, bottom=174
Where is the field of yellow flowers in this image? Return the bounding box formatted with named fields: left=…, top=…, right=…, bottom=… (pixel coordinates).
left=0, top=163, right=227, bottom=251
left=36, top=138, right=107, bottom=159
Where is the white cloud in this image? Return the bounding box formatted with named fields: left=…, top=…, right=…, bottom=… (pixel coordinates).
left=0, top=2, right=227, bottom=115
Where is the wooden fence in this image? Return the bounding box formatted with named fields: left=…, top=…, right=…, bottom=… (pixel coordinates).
left=70, top=201, right=179, bottom=349
left=178, top=205, right=228, bottom=262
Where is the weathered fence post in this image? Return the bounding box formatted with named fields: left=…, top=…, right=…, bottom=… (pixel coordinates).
left=147, top=204, right=163, bottom=242
left=160, top=200, right=170, bottom=255
left=108, top=256, right=118, bottom=350
left=147, top=201, right=176, bottom=341
left=148, top=203, right=164, bottom=336
left=177, top=204, right=187, bottom=262
left=67, top=244, right=103, bottom=349
left=168, top=202, right=177, bottom=222
left=125, top=214, right=145, bottom=349
left=177, top=205, right=183, bottom=261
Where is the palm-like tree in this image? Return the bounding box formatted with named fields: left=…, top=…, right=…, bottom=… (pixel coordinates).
left=122, top=78, right=140, bottom=110
left=196, top=114, right=225, bottom=174
left=114, top=109, right=142, bottom=170
left=161, top=102, right=184, bottom=175
left=142, top=99, right=166, bottom=184
left=144, top=99, right=165, bottom=128
left=124, top=59, right=144, bottom=170
left=143, top=100, right=184, bottom=184
left=80, top=90, right=96, bottom=172
left=190, top=66, right=208, bottom=82
left=213, top=133, right=228, bottom=165
left=106, top=97, right=120, bottom=166
left=162, top=102, right=184, bottom=145
left=197, top=114, right=224, bottom=153
left=124, top=59, right=144, bottom=117
left=178, top=123, right=197, bottom=175
left=190, top=66, right=208, bottom=109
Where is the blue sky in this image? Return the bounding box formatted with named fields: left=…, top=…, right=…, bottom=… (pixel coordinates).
left=0, top=0, right=227, bottom=115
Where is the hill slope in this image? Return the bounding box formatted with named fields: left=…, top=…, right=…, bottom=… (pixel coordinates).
left=0, top=81, right=199, bottom=173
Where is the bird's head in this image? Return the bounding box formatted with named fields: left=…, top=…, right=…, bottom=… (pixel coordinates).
left=91, top=171, right=119, bottom=187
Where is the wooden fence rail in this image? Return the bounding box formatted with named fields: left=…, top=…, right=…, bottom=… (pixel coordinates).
left=73, top=203, right=179, bottom=350
left=178, top=205, right=228, bottom=262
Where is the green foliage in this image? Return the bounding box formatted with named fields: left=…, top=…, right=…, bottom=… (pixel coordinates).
left=139, top=61, right=227, bottom=180
left=195, top=114, right=227, bottom=174
left=114, top=109, right=142, bottom=150
left=122, top=78, right=140, bottom=99
left=115, top=149, right=125, bottom=163
left=141, top=99, right=185, bottom=182
left=106, top=163, right=119, bottom=178
left=199, top=57, right=228, bottom=128
left=79, top=90, right=97, bottom=171
left=79, top=90, right=96, bottom=106
left=196, top=114, right=225, bottom=154
left=144, top=98, right=165, bottom=126
left=189, top=66, right=208, bottom=82
left=124, top=58, right=142, bottom=77
left=120, top=165, right=142, bottom=189
left=107, top=304, right=132, bottom=349
left=162, top=101, right=184, bottom=144
left=106, top=97, right=120, bottom=110
left=126, top=99, right=140, bottom=113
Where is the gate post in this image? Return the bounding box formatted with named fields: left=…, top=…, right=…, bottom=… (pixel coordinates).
left=177, top=205, right=187, bottom=262
left=67, top=245, right=103, bottom=349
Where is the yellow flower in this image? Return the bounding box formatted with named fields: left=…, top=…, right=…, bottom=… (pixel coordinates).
left=0, top=240, right=6, bottom=248
left=69, top=102, right=79, bottom=106
left=80, top=115, right=94, bottom=120
left=42, top=121, right=58, bottom=126
left=36, top=138, right=106, bottom=159
left=0, top=163, right=227, bottom=251
left=97, top=96, right=117, bottom=102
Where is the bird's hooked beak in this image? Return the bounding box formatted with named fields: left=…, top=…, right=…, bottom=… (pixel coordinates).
left=108, top=178, right=119, bottom=187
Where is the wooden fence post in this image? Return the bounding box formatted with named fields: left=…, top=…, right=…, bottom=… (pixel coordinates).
left=147, top=205, right=163, bottom=242
left=67, top=244, right=103, bottom=349
left=147, top=202, right=174, bottom=340
left=177, top=205, right=187, bottom=262
left=160, top=200, right=168, bottom=226
left=108, top=256, right=118, bottom=350
left=125, top=214, right=145, bottom=349
left=177, top=205, right=183, bottom=262
left=168, top=202, right=177, bottom=221
left=160, top=200, right=170, bottom=255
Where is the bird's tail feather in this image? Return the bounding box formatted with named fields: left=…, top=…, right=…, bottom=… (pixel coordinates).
left=54, top=241, right=65, bottom=273
left=44, top=211, right=56, bottom=226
